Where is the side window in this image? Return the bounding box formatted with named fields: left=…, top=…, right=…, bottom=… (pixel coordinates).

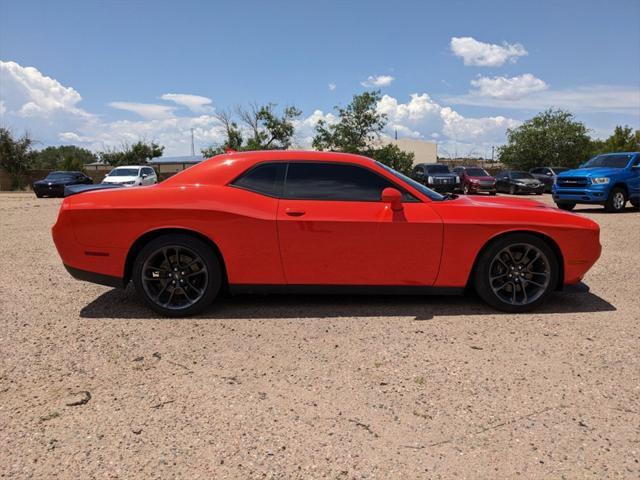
left=284, top=162, right=407, bottom=202
left=632, top=156, right=640, bottom=167
left=530, top=168, right=540, bottom=174
left=231, top=162, right=286, bottom=197
left=413, top=166, right=424, bottom=176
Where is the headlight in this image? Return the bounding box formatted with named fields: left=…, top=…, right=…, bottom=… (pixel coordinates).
left=455, top=176, right=460, bottom=183
left=427, top=176, right=433, bottom=183
left=124, top=180, right=136, bottom=185
left=515, top=181, right=526, bottom=186
left=591, top=177, right=610, bottom=184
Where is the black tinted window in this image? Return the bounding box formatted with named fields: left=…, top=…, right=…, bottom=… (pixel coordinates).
left=232, top=163, right=285, bottom=197
left=425, top=165, right=450, bottom=174
left=284, top=163, right=397, bottom=201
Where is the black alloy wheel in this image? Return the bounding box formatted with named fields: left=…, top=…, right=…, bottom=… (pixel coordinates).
left=474, top=234, right=559, bottom=312
left=133, top=234, right=221, bottom=316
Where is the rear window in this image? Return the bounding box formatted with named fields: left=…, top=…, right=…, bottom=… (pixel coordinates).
left=231, top=162, right=286, bottom=197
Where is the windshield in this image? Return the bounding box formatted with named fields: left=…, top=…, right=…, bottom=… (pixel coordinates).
left=46, top=172, right=75, bottom=179
left=425, top=165, right=450, bottom=174
left=465, top=168, right=489, bottom=177
left=551, top=167, right=568, bottom=173
left=511, top=172, right=535, bottom=180
left=582, top=154, right=633, bottom=169
left=376, top=162, right=445, bottom=201
left=108, top=168, right=140, bottom=177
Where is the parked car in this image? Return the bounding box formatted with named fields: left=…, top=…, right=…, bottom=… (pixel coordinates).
left=412, top=163, right=460, bottom=193
left=529, top=167, right=569, bottom=192
left=553, top=152, right=640, bottom=212
left=496, top=171, right=545, bottom=195
left=52, top=150, right=601, bottom=316
left=452, top=166, right=497, bottom=195
left=102, top=166, right=157, bottom=186
left=32, top=171, right=93, bottom=198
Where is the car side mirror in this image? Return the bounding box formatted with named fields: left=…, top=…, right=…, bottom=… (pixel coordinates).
left=382, top=187, right=403, bottom=211
left=546, top=172, right=553, bottom=175
left=142, top=173, right=148, bottom=178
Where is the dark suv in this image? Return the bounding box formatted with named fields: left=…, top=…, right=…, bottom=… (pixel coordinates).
left=529, top=167, right=569, bottom=193
left=412, top=164, right=460, bottom=193
left=452, top=166, right=497, bottom=195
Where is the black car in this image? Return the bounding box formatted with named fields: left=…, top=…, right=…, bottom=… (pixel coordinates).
left=495, top=171, right=545, bottom=195
left=412, top=163, right=460, bottom=193
left=32, top=171, right=93, bottom=198
left=529, top=166, right=569, bottom=192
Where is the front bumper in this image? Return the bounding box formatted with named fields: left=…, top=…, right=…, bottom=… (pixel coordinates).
left=513, top=184, right=544, bottom=194
left=552, top=184, right=609, bottom=204
left=466, top=183, right=496, bottom=193
left=427, top=183, right=460, bottom=193
left=33, top=184, right=65, bottom=197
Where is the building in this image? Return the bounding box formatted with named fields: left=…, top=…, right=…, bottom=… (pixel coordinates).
left=147, top=155, right=204, bottom=175
left=385, top=138, right=437, bottom=165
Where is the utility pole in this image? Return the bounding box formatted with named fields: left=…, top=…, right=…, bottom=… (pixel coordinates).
left=190, top=128, right=195, bottom=156
left=491, top=145, right=495, bottom=163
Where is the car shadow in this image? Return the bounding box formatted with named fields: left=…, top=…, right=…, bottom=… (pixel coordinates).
left=79, top=283, right=615, bottom=321
left=572, top=205, right=639, bottom=214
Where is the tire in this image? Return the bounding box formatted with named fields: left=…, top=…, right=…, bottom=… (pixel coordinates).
left=473, top=233, right=559, bottom=313
left=604, top=187, right=627, bottom=213
left=509, top=185, right=516, bottom=195
left=35, top=192, right=43, bottom=198
left=489, top=190, right=497, bottom=196
left=535, top=191, right=543, bottom=195
left=555, top=202, right=575, bottom=211
left=132, top=233, right=222, bottom=317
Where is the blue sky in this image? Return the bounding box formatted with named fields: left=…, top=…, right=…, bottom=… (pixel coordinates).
left=1, top=0, right=639, bottom=156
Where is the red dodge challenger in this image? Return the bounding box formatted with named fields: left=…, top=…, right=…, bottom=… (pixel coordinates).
left=52, top=151, right=601, bottom=316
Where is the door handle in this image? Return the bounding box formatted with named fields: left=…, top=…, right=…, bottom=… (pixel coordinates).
left=285, top=208, right=306, bottom=217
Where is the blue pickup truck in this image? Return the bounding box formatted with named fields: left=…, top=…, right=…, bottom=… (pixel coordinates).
left=552, top=152, right=640, bottom=212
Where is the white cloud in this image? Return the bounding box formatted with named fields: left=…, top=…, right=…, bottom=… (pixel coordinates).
left=470, top=74, right=548, bottom=100
left=361, top=74, right=394, bottom=88
left=108, top=101, right=176, bottom=120
left=445, top=84, right=640, bottom=114
left=328, top=83, right=336, bottom=91
left=291, top=109, right=337, bottom=148
left=440, top=107, right=520, bottom=141
left=160, top=93, right=213, bottom=113
left=450, top=36, right=527, bottom=67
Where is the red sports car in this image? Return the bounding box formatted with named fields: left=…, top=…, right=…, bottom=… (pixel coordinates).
left=52, top=151, right=601, bottom=316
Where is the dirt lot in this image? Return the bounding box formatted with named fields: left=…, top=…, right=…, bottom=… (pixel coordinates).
left=1, top=192, right=638, bottom=479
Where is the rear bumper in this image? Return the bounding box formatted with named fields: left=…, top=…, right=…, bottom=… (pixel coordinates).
left=64, top=264, right=124, bottom=288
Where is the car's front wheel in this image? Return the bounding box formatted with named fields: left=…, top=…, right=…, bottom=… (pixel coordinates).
left=604, top=187, right=627, bottom=213
left=132, top=234, right=222, bottom=316
left=474, top=234, right=559, bottom=312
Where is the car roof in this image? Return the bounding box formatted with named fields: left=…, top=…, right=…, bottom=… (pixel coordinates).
left=597, top=152, right=639, bottom=155
left=164, top=150, right=377, bottom=187
left=112, top=165, right=145, bottom=169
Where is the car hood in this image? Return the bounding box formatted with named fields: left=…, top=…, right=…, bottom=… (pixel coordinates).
left=103, top=176, right=138, bottom=183
left=512, top=178, right=540, bottom=184
left=467, top=175, right=495, bottom=182
left=558, top=167, right=621, bottom=177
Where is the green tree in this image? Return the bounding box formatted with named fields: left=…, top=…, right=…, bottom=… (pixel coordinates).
left=100, top=141, right=164, bottom=166
left=498, top=109, right=592, bottom=170
left=0, top=128, right=34, bottom=189
left=202, top=110, right=244, bottom=157
left=201, top=103, right=301, bottom=156
left=591, top=125, right=640, bottom=155
left=32, top=145, right=96, bottom=170
left=312, top=91, right=414, bottom=174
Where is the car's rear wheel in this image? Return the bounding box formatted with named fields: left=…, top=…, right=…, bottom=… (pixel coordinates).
left=132, top=234, right=221, bottom=317
left=604, top=187, right=627, bottom=213
left=555, top=202, right=575, bottom=211
left=474, top=234, right=559, bottom=312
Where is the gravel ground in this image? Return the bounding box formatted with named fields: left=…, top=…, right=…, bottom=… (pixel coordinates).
left=1, top=192, right=639, bottom=479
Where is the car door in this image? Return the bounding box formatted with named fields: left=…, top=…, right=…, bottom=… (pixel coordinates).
left=627, top=155, right=640, bottom=202
left=496, top=172, right=508, bottom=192
left=276, top=161, right=443, bottom=286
